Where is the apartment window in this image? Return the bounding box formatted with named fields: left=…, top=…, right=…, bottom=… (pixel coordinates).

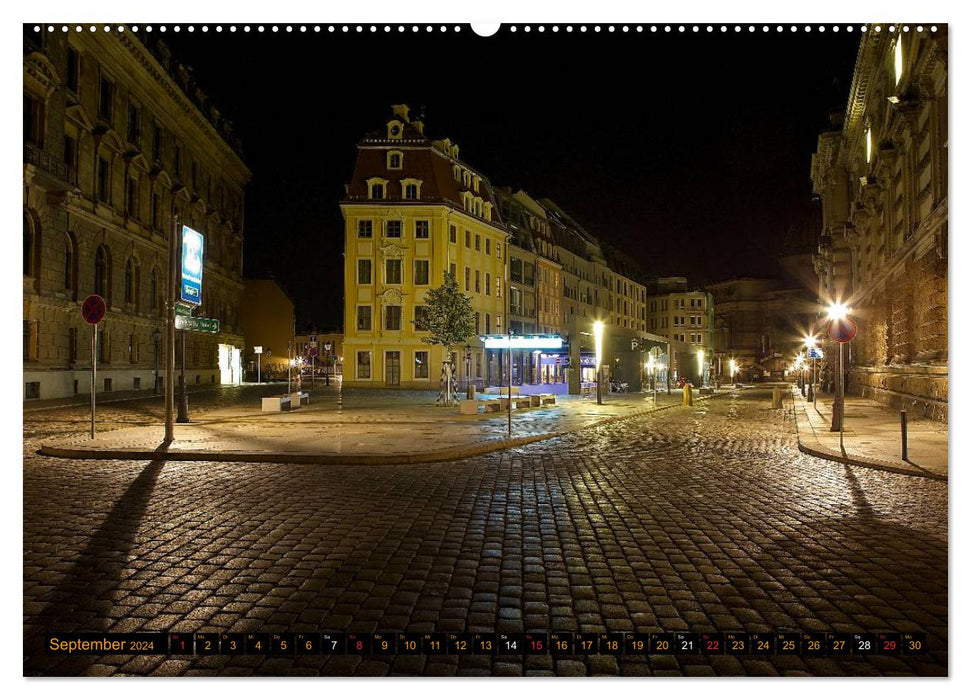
left=174, top=144, right=182, bottom=177
left=496, top=242, right=502, bottom=260
left=191, top=161, right=198, bottom=190
left=126, top=177, right=139, bottom=218
left=98, top=75, right=114, bottom=122
left=415, top=220, right=430, bottom=239
left=475, top=234, right=481, bottom=252
left=94, top=245, right=110, bottom=299
left=95, top=156, right=111, bottom=202
left=474, top=270, right=481, bottom=293
left=127, top=103, right=140, bottom=145
left=388, top=151, right=402, bottom=169
left=485, top=313, right=492, bottom=334
left=475, top=311, right=481, bottom=335
left=357, top=351, right=371, bottom=379
left=151, top=192, right=160, bottom=229
left=370, top=183, right=384, bottom=199
left=98, top=329, right=109, bottom=363
left=152, top=124, right=162, bottom=161
left=385, top=259, right=402, bottom=284
left=414, top=259, right=429, bottom=285
left=510, top=258, right=522, bottom=283
left=449, top=225, right=457, bottom=244
left=63, top=233, right=77, bottom=297
left=357, top=259, right=372, bottom=284
left=150, top=267, right=159, bottom=315
left=465, top=230, right=471, bottom=248
left=414, top=305, right=429, bottom=331
left=404, top=184, right=418, bottom=200
left=66, top=47, right=80, bottom=94
left=357, top=220, right=373, bottom=238
left=385, top=305, right=402, bottom=331
left=485, top=272, right=491, bottom=296
left=449, top=263, right=456, bottom=279
left=63, top=135, right=78, bottom=180
left=386, top=220, right=402, bottom=238
left=485, top=238, right=491, bottom=255
left=356, top=305, right=372, bottom=331
left=464, top=267, right=470, bottom=291
left=414, top=350, right=429, bottom=379
left=24, top=95, right=44, bottom=148
left=124, top=257, right=138, bottom=306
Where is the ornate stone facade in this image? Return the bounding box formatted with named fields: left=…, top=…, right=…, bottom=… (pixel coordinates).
left=811, top=27, right=947, bottom=421
left=23, top=27, right=250, bottom=400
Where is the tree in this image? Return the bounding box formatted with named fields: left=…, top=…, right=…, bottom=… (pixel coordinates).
left=418, top=270, right=476, bottom=405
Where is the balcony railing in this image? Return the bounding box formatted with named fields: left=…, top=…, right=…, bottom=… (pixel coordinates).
left=24, top=143, right=73, bottom=184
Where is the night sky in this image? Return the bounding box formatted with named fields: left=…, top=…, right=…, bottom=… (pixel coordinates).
left=161, top=25, right=860, bottom=330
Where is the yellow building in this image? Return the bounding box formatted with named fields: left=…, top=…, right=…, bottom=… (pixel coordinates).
left=647, top=277, right=714, bottom=384
left=340, top=105, right=509, bottom=389
left=23, top=27, right=249, bottom=399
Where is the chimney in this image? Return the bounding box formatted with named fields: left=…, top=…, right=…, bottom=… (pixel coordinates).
left=391, top=104, right=411, bottom=122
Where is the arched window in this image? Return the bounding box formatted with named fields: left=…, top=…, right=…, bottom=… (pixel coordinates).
left=150, top=267, right=159, bottom=316
left=94, top=245, right=110, bottom=301
left=23, top=212, right=34, bottom=277
left=64, top=232, right=78, bottom=299
left=125, top=257, right=137, bottom=306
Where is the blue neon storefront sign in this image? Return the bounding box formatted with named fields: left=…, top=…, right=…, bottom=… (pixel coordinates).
left=180, top=225, right=204, bottom=305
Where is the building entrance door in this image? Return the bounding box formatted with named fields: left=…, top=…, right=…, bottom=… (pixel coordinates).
left=385, top=351, right=400, bottom=386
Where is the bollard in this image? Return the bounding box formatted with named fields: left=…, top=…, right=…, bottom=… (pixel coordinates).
left=772, top=386, right=783, bottom=409
left=683, top=383, right=693, bottom=406
left=901, top=409, right=908, bottom=462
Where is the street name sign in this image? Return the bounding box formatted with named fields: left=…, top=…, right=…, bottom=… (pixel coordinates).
left=81, top=294, right=106, bottom=325
left=175, top=315, right=220, bottom=333
left=175, top=301, right=194, bottom=317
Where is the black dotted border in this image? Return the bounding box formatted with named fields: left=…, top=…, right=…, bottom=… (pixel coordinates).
left=29, top=24, right=941, bottom=36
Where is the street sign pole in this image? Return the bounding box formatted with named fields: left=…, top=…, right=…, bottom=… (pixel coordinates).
left=90, top=322, right=97, bottom=439
left=164, top=217, right=178, bottom=442
left=258, top=353, right=261, bottom=383
left=311, top=355, right=315, bottom=392
left=177, top=329, right=189, bottom=423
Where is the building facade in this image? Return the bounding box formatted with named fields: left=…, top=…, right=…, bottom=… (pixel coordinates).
left=23, top=27, right=250, bottom=399
left=239, top=279, right=295, bottom=379
left=647, top=277, right=714, bottom=384
left=340, top=105, right=509, bottom=390
left=811, top=27, right=947, bottom=420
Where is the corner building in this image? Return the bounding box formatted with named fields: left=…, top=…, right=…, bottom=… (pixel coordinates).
left=340, top=105, right=508, bottom=389
left=23, top=27, right=250, bottom=399
left=811, top=27, right=947, bottom=420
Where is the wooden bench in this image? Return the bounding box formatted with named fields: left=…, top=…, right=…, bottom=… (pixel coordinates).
left=511, top=396, right=533, bottom=410
left=485, top=386, right=520, bottom=396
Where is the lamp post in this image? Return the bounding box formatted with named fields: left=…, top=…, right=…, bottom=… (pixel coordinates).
left=593, top=321, right=604, bottom=405
left=827, top=302, right=854, bottom=449
left=805, top=335, right=817, bottom=404
left=729, top=358, right=738, bottom=387
left=465, top=343, right=473, bottom=399
left=152, top=328, right=161, bottom=395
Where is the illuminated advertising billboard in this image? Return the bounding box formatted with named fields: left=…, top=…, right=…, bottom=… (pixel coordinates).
left=180, top=225, right=204, bottom=305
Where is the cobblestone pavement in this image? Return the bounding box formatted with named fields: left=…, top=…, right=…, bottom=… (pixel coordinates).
left=23, top=389, right=947, bottom=676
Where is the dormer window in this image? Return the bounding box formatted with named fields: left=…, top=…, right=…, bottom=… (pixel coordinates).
left=472, top=175, right=480, bottom=193
left=453, top=165, right=461, bottom=182
left=463, top=171, right=471, bottom=188
left=483, top=202, right=493, bottom=221
left=366, top=177, right=388, bottom=200
left=401, top=178, right=423, bottom=200
left=387, top=150, right=403, bottom=169
left=387, top=121, right=403, bottom=140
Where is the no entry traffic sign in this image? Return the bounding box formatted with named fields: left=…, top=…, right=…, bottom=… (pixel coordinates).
left=81, top=294, right=106, bottom=325
left=828, top=317, right=858, bottom=343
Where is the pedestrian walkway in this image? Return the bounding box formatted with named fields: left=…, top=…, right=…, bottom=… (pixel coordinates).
left=38, top=386, right=711, bottom=465
left=790, top=386, right=947, bottom=480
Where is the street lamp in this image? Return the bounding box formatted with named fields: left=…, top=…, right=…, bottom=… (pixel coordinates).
left=465, top=343, right=473, bottom=399
left=729, top=358, right=738, bottom=387
left=827, top=301, right=851, bottom=441
left=152, top=328, right=161, bottom=394
left=646, top=355, right=658, bottom=403
left=593, top=321, right=604, bottom=405
left=805, top=334, right=817, bottom=404
left=696, top=348, right=705, bottom=387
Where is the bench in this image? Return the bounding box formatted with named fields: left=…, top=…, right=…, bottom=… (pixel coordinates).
left=511, top=396, right=533, bottom=410
left=262, top=396, right=291, bottom=412
left=529, top=393, right=556, bottom=407
left=485, top=386, right=520, bottom=396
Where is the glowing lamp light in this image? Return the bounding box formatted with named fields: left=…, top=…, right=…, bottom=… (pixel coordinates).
left=827, top=302, right=850, bottom=321
left=805, top=335, right=817, bottom=349
left=592, top=321, right=604, bottom=370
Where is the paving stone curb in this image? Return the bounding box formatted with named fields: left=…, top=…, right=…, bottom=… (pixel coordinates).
left=37, top=392, right=729, bottom=466
left=789, top=392, right=946, bottom=482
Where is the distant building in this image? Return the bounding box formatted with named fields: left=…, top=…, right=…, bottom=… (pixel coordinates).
left=811, top=28, right=947, bottom=420
left=294, top=330, right=343, bottom=376
left=23, top=27, right=250, bottom=399
left=239, top=279, right=295, bottom=378
left=647, top=277, right=714, bottom=385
